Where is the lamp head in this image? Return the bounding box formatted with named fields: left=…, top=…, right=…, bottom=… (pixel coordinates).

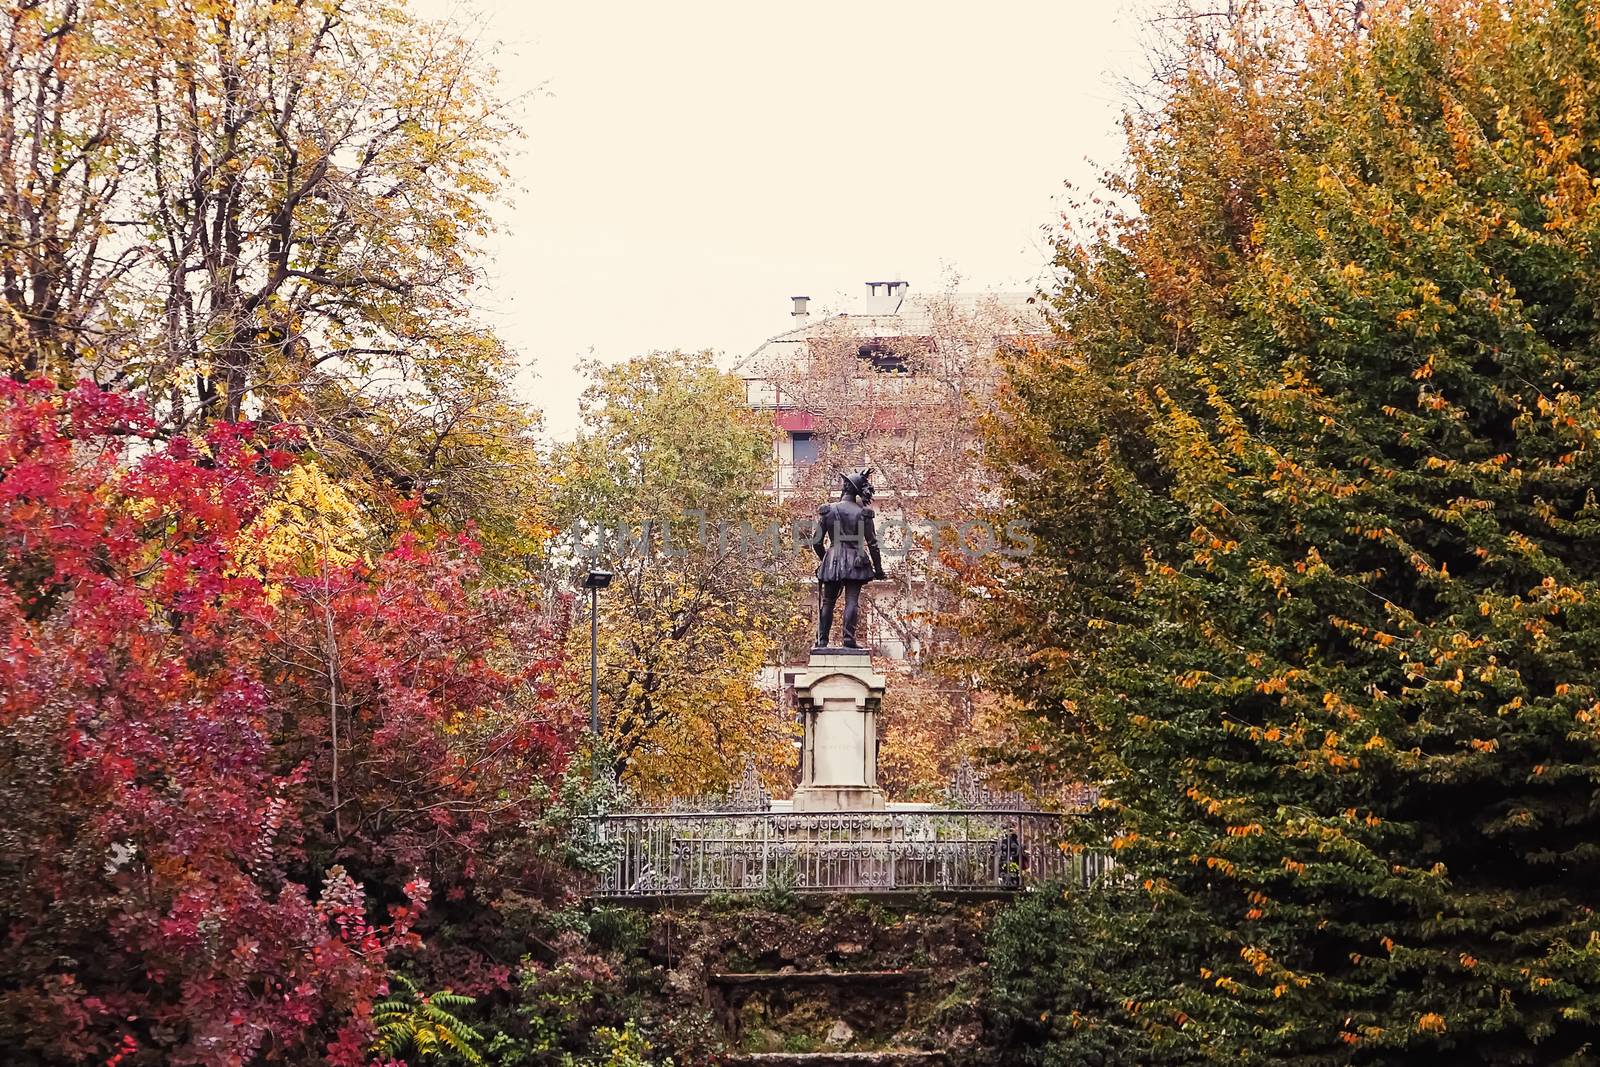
left=583, top=568, right=614, bottom=590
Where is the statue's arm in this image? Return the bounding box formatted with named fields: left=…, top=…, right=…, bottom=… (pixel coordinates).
left=811, top=504, right=828, bottom=560
left=863, top=508, right=886, bottom=580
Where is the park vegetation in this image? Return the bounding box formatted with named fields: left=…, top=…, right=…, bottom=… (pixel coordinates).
left=0, top=1, right=663, bottom=1064
left=980, top=0, right=1600, bottom=1062
left=551, top=352, right=796, bottom=801
left=0, top=379, right=591, bottom=1064
left=12, top=0, right=1600, bottom=1064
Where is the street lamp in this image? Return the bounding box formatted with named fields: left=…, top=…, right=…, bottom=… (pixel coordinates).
left=583, top=568, right=613, bottom=737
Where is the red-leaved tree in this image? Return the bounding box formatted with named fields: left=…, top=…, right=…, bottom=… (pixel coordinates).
left=0, top=380, right=574, bottom=1066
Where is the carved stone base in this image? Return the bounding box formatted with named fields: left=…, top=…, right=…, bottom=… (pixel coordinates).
left=790, top=785, right=887, bottom=813
left=792, top=650, right=887, bottom=812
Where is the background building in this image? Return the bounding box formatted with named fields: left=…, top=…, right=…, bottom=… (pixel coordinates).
left=742, top=281, right=1042, bottom=505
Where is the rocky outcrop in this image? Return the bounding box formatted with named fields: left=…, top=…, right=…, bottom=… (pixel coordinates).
left=635, top=897, right=997, bottom=1063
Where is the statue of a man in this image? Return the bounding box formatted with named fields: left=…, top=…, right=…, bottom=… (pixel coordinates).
left=811, top=468, right=887, bottom=649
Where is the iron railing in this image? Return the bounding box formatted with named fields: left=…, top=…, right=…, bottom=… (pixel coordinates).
left=584, top=808, right=1114, bottom=897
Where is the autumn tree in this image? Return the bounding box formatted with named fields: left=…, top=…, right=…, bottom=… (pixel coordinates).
left=979, top=1, right=1600, bottom=1062
left=551, top=352, right=796, bottom=800
left=0, top=0, right=545, bottom=568
left=0, top=380, right=576, bottom=1065
left=875, top=676, right=1029, bottom=801
left=0, top=379, right=409, bottom=1065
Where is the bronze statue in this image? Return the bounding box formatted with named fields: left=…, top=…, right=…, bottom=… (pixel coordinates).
left=811, top=468, right=887, bottom=649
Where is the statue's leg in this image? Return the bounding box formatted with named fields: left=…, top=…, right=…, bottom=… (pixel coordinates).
left=817, top=581, right=842, bottom=646
left=841, top=582, right=863, bottom=647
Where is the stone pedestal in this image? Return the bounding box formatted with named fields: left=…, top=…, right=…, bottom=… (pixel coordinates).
left=791, top=648, right=887, bottom=812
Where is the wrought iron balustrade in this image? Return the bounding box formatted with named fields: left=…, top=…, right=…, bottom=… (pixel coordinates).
left=584, top=808, right=1114, bottom=897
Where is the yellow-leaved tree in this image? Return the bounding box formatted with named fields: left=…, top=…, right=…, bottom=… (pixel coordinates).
left=553, top=353, right=798, bottom=801
left=244, top=461, right=370, bottom=576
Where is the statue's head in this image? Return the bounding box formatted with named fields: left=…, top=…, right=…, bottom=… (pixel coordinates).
left=840, top=468, right=874, bottom=502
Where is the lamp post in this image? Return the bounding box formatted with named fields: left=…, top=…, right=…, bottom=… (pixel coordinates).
left=583, top=568, right=613, bottom=737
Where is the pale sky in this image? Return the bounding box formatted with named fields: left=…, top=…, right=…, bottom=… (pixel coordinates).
left=420, top=1, right=1152, bottom=437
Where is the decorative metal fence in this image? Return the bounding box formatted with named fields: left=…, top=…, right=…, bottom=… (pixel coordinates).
left=584, top=808, right=1114, bottom=897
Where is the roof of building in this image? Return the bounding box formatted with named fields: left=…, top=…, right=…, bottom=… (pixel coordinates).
left=738, top=288, right=1049, bottom=373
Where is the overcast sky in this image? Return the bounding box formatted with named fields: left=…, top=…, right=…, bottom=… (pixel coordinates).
left=420, top=1, right=1153, bottom=437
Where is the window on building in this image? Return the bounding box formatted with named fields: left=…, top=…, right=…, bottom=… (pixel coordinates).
left=791, top=431, right=818, bottom=465
left=858, top=342, right=908, bottom=374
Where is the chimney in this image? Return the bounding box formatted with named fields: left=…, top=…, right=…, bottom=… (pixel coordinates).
left=864, top=279, right=909, bottom=314
left=791, top=295, right=810, bottom=319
